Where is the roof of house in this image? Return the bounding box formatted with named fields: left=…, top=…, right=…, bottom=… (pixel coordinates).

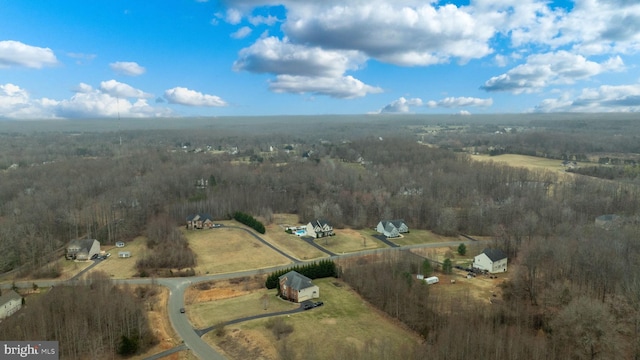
left=310, top=219, right=332, bottom=228
left=381, top=219, right=406, bottom=228
left=186, top=213, right=214, bottom=222
left=480, top=248, right=507, bottom=262
left=0, top=290, right=21, bottom=305
left=279, top=271, right=315, bottom=291
left=68, top=238, right=98, bottom=252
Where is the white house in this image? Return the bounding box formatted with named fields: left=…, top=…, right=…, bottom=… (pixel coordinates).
left=278, top=271, right=320, bottom=303
left=306, top=219, right=334, bottom=238
left=376, top=220, right=409, bottom=238
left=118, top=251, right=131, bottom=258
left=115, top=241, right=125, bottom=248
left=65, top=239, right=101, bottom=260
left=474, top=248, right=508, bottom=273
left=0, top=290, right=22, bottom=319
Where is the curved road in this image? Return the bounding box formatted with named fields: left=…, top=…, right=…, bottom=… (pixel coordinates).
left=1, top=232, right=478, bottom=360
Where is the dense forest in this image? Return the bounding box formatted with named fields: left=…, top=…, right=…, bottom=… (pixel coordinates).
left=1, top=114, right=640, bottom=358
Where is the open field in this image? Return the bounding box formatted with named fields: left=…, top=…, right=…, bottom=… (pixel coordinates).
left=88, top=236, right=148, bottom=279
left=185, top=223, right=293, bottom=275
left=262, top=214, right=328, bottom=260
left=316, top=229, right=387, bottom=253
left=471, top=153, right=567, bottom=172
left=201, top=277, right=423, bottom=360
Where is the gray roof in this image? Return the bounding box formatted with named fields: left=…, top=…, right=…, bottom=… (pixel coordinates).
left=278, top=271, right=315, bottom=291
left=0, top=289, right=21, bottom=305
left=381, top=219, right=406, bottom=228
left=186, top=213, right=213, bottom=222
left=482, top=248, right=507, bottom=262
left=68, top=238, right=98, bottom=252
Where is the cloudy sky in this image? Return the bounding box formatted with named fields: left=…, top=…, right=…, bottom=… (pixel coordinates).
left=1, top=0, right=640, bottom=119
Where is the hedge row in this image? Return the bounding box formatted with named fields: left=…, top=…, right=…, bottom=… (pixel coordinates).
left=233, top=211, right=266, bottom=234
left=265, top=259, right=337, bottom=289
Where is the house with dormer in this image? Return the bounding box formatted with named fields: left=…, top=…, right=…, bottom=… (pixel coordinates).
left=186, top=213, right=214, bottom=229
left=306, top=219, right=334, bottom=238
left=376, top=219, right=409, bottom=238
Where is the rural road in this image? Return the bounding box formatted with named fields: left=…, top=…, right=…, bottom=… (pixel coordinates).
left=1, top=236, right=478, bottom=360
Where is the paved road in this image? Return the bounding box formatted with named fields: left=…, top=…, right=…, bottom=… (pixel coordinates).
left=371, top=234, right=400, bottom=248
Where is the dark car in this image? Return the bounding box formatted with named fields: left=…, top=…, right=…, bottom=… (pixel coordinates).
left=314, top=301, right=324, bottom=307
left=303, top=303, right=314, bottom=310
left=91, top=254, right=99, bottom=260
left=179, top=308, right=185, bottom=313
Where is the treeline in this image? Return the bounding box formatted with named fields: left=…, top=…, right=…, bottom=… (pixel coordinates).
left=136, top=214, right=196, bottom=273
left=233, top=211, right=266, bottom=234
left=338, top=244, right=639, bottom=360
left=265, top=259, right=337, bottom=289
left=568, top=164, right=640, bottom=182
left=0, top=272, right=156, bottom=359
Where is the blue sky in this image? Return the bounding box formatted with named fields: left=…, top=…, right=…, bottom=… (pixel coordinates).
left=1, top=0, right=640, bottom=119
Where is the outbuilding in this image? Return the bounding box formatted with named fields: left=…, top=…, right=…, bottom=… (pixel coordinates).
left=0, top=290, right=22, bottom=319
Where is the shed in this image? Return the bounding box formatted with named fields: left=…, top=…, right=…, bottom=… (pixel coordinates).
left=115, top=241, right=125, bottom=248
left=118, top=251, right=131, bottom=258
left=0, top=290, right=22, bottom=319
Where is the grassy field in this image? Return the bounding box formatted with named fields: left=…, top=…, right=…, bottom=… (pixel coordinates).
left=201, top=277, right=423, bottom=359
left=185, top=224, right=293, bottom=275
left=471, top=153, right=566, bottom=172
left=315, top=228, right=387, bottom=253
left=88, top=236, right=148, bottom=279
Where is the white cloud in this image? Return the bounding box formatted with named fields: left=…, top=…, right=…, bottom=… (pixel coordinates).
left=164, top=87, right=227, bottom=107
left=100, top=80, right=153, bottom=99
left=226, top=8, right=243, bottom=24
left=427, top=96, right=493, bottom=108
left=234, top=37, right=366, bottom=78
left=379, top=97, right=423, bottom=113
left=458, top=110, right=472, bottom=115
left=0, top=81, right=174, bottom=119
left=535, top=83, right=640, bottom=112
left=482, top=51, right=624, bottom=93
left=109, top=61, right=146, bottom=76
left=281, top=2, right=495, bottom=66
left=248, top=14, right=279, bottom=26
left=269, top=75, right=382, bottom=99
left=231, top=26, right=252, bottom=39
left=0, top=40, right=58, bottom=69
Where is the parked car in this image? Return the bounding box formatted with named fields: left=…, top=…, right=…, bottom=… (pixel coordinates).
left=91, top=254, right=99, bottom=260
left=314, top=301, right=324, bottom=307
left=179, top=308, right=185, bottom=313
left=303, top=303, right=314, bottom=310
left=212, top=224, right=222, bottom=228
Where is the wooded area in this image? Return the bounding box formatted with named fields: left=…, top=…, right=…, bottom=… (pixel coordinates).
left=1, top=114, right=640, bottom=358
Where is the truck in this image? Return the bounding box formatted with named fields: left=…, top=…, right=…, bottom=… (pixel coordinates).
left=425, top=276, right=439, bottom=285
